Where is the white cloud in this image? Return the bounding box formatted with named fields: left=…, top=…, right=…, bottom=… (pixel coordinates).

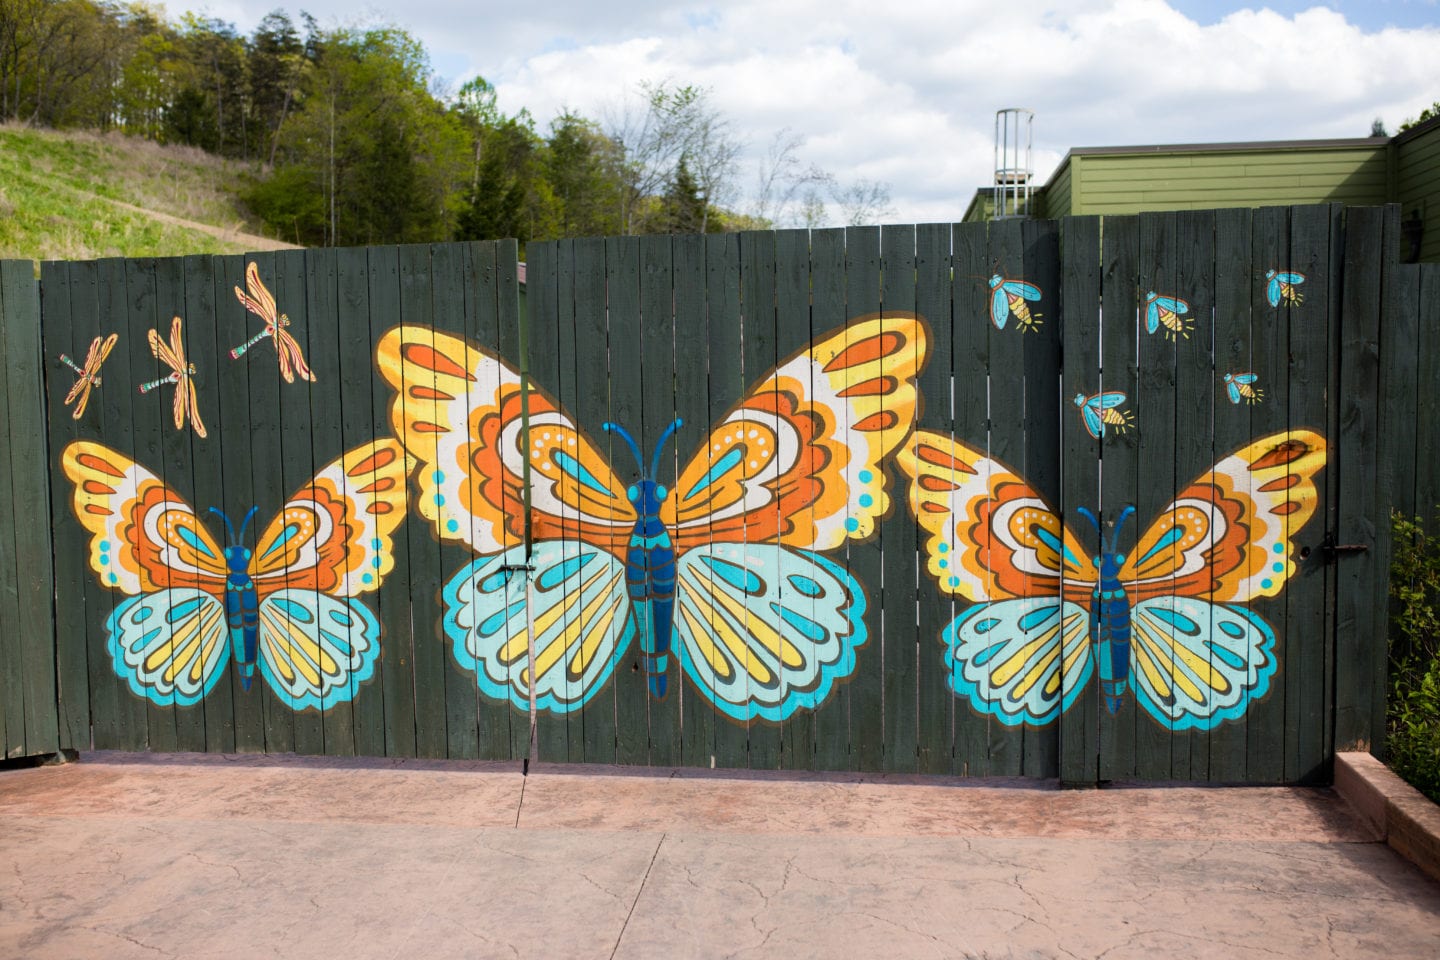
left=206, top=0, right=1440, bottom=224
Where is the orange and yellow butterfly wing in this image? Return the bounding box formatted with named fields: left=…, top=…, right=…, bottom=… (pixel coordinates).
left=1119, top=430, right=1326, bottom=603
left=665, top=313, right=928, bottom=551
left=376, top=325, right=635, bottom=555
left=61, top=441, right=230, bottom=594
left=897, top=430, right=1097, bottom=604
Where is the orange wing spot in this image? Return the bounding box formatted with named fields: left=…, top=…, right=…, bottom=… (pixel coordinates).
left=411, top=421, right=445, bottom=434
left=84, top=504, right=112, bottom=516
left=838, top=376, right=897, bottom=398
left=76, top=452, right=125, bottom=477
left=1258, top=474, right=1300, bottom=492
left=82, top=480, right=116, bottom=495
left=401, top=342, right=475, bottom=381
left=917, top=444, right=976, bottom=473
left=921, top=502, right=950, bottom=514
left=1270, top=501, right=1301, bottom=516
left=409, top=385, right=454, bottom=401
left=366, top=501, right=394, bottom=515
left=349, top=447, right=397, bottom=476
left=1249, top=439, right=1309, bottom=471
left=919, top=475, right=959, bottom=492
left=822, top=331, right=903, bottom=372
left=854, top=410, right=899, bottom=432
left=355, top=478, right=395, bottom=494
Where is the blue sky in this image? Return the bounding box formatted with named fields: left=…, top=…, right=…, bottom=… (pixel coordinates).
left=207, top=0, right=1440, bottom=224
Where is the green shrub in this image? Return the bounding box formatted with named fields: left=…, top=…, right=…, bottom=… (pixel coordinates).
left=1388, top=512, right=1440, bottom=802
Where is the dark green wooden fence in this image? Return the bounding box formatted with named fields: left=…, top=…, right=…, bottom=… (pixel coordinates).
left=0, top=204, right=1422, bottom=782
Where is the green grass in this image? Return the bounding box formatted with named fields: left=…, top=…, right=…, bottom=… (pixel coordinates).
left=0, top=124, right=291, bottom=262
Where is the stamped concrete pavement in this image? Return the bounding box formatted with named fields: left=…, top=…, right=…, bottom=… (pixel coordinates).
left=1, top=752, right=1437, bottom=959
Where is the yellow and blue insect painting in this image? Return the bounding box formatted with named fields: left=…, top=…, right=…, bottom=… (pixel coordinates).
left=987, top=275, right=1043, bottom=332
left=897, top=429, right=1326, bottom=730
left=377, top=316, right=929, bottom=722
left=62, top=439, right=412, bottom=709
left=1265, top=270, right=1305, bottom=307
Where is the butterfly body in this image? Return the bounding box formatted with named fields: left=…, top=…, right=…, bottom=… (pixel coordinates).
left=988, top=275, right=1043, bottom=331
left=608, top=419, right=683, bottom=697
left=1265, top=270, right=1305, bottom=307
left=1077, top=506, right=1137, bottom=713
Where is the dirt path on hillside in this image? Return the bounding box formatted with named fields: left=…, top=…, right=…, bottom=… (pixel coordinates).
left=98, top=194, right=302, bottom=251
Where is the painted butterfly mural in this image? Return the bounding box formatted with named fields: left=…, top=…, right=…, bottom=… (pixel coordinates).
left=897, top=429, right=1325, bottom=730
left=61, top=438, right=413, bottom=709
left=376, top=316, right=929, bottom=722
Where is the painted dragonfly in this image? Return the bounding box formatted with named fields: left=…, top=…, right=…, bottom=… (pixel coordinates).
left=59, top=332, right=118, bottom=419
left=231, top=262, right=316, bottom=383
left=140, top=316, right=207, bottom=438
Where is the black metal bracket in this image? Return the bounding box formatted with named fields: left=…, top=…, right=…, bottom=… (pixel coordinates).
left=1320, top=533, right=1368, bottom=560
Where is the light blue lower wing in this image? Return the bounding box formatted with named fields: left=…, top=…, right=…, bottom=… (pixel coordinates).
left=945, top=597, right=1093, bottom=726
left=1128, top=596, right=1276, bottom=731
left=256, top=590, right=381, bottom=711
left=443, top=541, right=635, bottom=714
left=1265, top=278, right=1282, bottom=307
left=990, top=288, right=1010, bottom=329
left=673, top=543, right=866, bottom=722
left=107, top=590, right=230, bottom=707
left=1145, top=302, right=1160, bottom=334
left=1082, top=404, right=1104, bottom=437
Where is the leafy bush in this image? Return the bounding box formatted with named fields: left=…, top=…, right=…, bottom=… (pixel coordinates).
left=1388, top=512, right=1440, bottom=801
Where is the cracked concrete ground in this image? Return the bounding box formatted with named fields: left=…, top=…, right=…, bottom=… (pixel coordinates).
left=1, top=752, right=1438, bottom=959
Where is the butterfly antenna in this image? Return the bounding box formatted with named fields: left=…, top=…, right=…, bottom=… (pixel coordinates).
left=236, top=505, right=260, bottom=543
left=1075, top=506, right=1101, bottom=535
left=208, top=507, right=236, bottom=542
left=649, top=418, right=683, bottom=478
left=603, top=422, right=646, bottom=475
left=1110, top=505, right=1137, bottom=554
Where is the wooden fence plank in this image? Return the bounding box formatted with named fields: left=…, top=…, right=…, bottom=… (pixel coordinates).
left=880, top=223, right=919, bottom=773
left=1171, top=208, right=1216, bottom=782
left=525, top=238, right=574, bottom=763
left=493, top=239, right=523, bottom=761
left=181, top=253, right=234, bottom=755
left=844, top=225, right=884, bottom=773
left=41, top=260, right=92, bottom=753
left=335, top=244, right=388, bottom=759
left=605, top=235, right=649, bottom=765
left=1416, top=264, right=1440, bottom=517
left=1059, top=215, right=1103, bottom=785
left=671, top=233, right=713, bottom=769
left=566, top=236, right=617, bottom=765
left=2, top=260, right=57, bottom=757
left=1207, top=208, right=1254, bottom=782
left=983, top=216, right=1029, bottom=777
left=639, top=233, right=681, bottom=767
left=1333, top=206, right=1386, bottom=751
left=367, top=246, right=417, bottom=758
left=397, top=244, right=448, bottom=758
left=1133, top=209, right=1180, bottom=781
left=950, top=220, right=991, bottom=776
left=772, top=226, right=815, bottom=771
left=705, top=232, right=753, bottom=771
left=1096, top=214, right=1139, bottom=782
left=1021, top=217, right=1062, bottom=780
left=913, top=222, right=954, bottom=775
left=1286, top=204, right=1338, bottom=783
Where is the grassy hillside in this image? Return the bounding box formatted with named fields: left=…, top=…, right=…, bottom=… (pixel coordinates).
left=0, top=124, right=299, bottom=263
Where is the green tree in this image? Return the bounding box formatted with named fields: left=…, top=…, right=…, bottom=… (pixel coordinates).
left=545, top=110, right=622, bottom=237
left=661, top=154, right=705, bottom=234
left=1400, top=102, right=1440, bottom=133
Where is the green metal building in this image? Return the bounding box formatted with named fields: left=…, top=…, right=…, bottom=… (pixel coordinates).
left=964, top=114, right=1440, bottom=262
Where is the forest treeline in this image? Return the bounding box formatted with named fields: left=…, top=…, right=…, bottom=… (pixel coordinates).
left=0, top=0, right=893, bottom=247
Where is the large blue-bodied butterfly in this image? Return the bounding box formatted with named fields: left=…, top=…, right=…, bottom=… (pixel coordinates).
left=896, top=429, right=1326, bottom=729
left=376, top=316, right=929, bottom=722
left=62, top=439, right=412, bottom=709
